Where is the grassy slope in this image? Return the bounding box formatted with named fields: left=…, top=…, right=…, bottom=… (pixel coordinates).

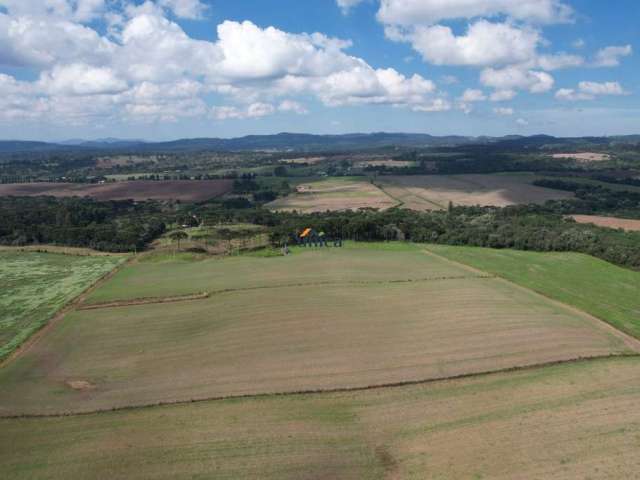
left=427, top=245, right=640, bottom=338
left=0, top=244, right=630, bottom=415
left=2, top=357, right=640, bottom=479
left=0, top=252, right=123, bottom=360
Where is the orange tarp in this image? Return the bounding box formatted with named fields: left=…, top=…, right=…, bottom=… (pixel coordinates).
left=300, top=228, right=312, bottom=238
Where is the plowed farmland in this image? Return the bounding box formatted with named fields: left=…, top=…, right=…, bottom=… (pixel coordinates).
left=0, top=180, right=233, bottom=201
left=2, top=357, right=640, bottom=479
left=267, top=177, right=398, bottom=212
left=0, top=244, right=635, bottom=415
left=378, top=174, right=573, bottom=210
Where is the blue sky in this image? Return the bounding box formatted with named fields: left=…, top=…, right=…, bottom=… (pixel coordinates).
left=0, top=0, right=637, bottom=141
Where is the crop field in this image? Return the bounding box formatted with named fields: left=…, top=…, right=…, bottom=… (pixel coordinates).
left=427, top=245, right=640, bottom=339
left=551, top=152, right=611, bottom=162
left=267, top=177, right=398, bottom=212
left=571, top=214, right=640, bottom=231
left=378, top=174, right=573, bottom=210
left=0, top=180, right=233, bottom=202
left=2, top=357, right=640, bottom=479
left=0, top=252, right=123, bottom=361
left=0, top=244, right=635, bottom=415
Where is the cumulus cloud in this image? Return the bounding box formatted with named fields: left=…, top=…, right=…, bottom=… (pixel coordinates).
left=392, top=20, right=541, bottom=67
left=336, top=0, right=365, bottom=14
left=158, top=0, right=207, bottom=19
left=278, top=100, right=309, bottom=114
left=211, top=102, right=276, bottom=120
left=480, top=66, right=554, bottom=94
left=39, top=63, right=128, bottom=95
left=593, top=45, right=633, bottom=67
left=555, top=81, right=629, bottom=101
left=0, top=5, right=451, bottom=125
left=377, top=0, right=573, bottom=26
left=493, top=107, right=514, bottom=116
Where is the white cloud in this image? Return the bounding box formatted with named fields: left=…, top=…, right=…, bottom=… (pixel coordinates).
left=211, top=102, right=276, bottom=120
left=158, top=0, right=207, bottom=19
left=397, top=20, right=540, bottom=67
left=493, top=107, right=514, bottom=116
left=536, top=53, right=583, bottom=70
left=489, top=89, right=517, bottom=101
left=578, top=81, right=628, bottom=96
left=516, top=118, right=529, bottom=126
left=555, top=81, right=629, bottom=101
left=460, top=89, right=486, bottom=102
left=572, top=38, right=585, bottom=49
left=377, top=0, right=573, bottom=26
left=593, top=45, right=632, bottom=67
left=480, top=66, right=554, bottom=94
left=336, top=0, right=365, bottom=14
left=39, top=63, right=128, bottom=95
left=278, top=100, right=308, bottom=114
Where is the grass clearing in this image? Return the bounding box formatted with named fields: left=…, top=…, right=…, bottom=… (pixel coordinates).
left=267, top=177, right=398, bottom=212
left=85, top=242, right=463, bottom=304
left=2, top=357, right=640, bottom=479
left=378, top=174, right=573, bottom=210
left=0, top=252, right=124, bottom=361
left=0, top=245, right=633, bottom=415
left=427, top=245, right=640, bottom=339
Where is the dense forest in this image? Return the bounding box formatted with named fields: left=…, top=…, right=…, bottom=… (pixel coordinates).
left=0, top=197, right=166, bottom=252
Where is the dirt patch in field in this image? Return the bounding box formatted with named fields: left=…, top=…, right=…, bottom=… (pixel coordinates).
left=0, top=180, right=233, bottom=202
left=552, top=152, right=611, bottom=162
left=268, top=179, right=398, bottom=212
left=570, top=215, right=640, bottom=232
left=66, top=380, right=95, bottom=391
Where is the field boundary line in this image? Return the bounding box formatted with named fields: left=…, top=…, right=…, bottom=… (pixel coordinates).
left=0, top=256, right=133, bottom=370
left=81, top=275, right=496, bottom=309
left=2, top=353, right=637, bottom=419
left=422, top=247, right=640, bottom=353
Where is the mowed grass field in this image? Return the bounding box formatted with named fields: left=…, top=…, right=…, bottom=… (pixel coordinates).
left=0, top=244, right=635, bottom=415
left=0, top=252, right=123, bottom=361
left=427, top=245, right=640, bottom=339
left=2, top=357, right=640, bottom=479
left=378, top=174, right=573, bottom=210
left=267, top=177, right=399, bottom=212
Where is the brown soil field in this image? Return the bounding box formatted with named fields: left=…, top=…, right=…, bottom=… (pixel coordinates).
left=552, top=152, right=611, bottom=162
left=0, top=180, right=233, bottom=201
left=279, top=156, right=326, bottom=164
left=571, top=215, right=640, bottom=232
left=355, top=159, right=415, bottom=168
left=379, top=174, right=573, bottom=210
left=1, top=357, right=639, bottom=479
left=268, top=178, right=398, bottom=212
left=0, top=246, right=634, bottom=415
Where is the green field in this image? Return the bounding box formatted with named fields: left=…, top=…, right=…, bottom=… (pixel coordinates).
left=0, top=244, right=634, bottom=415
left=0, top=252, right=123, bottom=361
left=2, top=357, right=640, bottom=479
left=86, top=243, right=468, bottom=304
left=427, top=245, right=640, bottom=339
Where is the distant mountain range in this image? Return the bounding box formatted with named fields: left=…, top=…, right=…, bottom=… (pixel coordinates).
left=1, top=132, right=639, bottom=154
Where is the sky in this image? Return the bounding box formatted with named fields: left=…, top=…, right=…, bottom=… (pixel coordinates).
left=0, top=0, right=637, bottom=141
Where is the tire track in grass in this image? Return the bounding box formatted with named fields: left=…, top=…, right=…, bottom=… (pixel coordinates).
left=78, top=275, right=496, bottom=310
left=2, top=353, right=637, bottom=419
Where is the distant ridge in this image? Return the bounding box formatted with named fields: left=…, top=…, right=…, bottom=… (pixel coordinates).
left=0, top=132, right=638, bottom=154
